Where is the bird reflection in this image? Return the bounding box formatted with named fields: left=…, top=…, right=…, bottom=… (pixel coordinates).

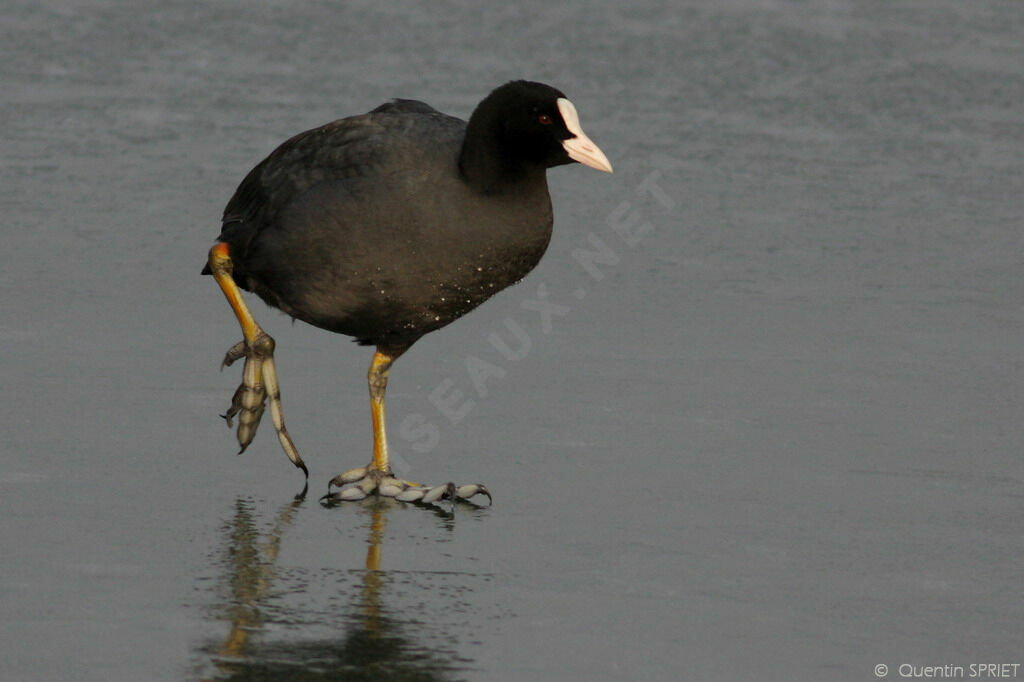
left=198, top=490, right=468, bottom=681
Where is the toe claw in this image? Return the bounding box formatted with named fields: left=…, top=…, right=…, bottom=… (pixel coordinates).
left=221, top=385, right=245, bottom=428
left=456, top=484, right=492, bottom=505
left=221, top=341, right=247, bottom=368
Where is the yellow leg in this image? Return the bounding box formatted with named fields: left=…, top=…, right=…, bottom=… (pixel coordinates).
left=207, top=243, right=307, bottom=477
left=208, top=243, right=262, bottom=344
left=368, top=349, right=397, bottom=474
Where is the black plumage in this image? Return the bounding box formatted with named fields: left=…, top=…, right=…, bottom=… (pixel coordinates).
left=205, top=81, right=607, bottom=347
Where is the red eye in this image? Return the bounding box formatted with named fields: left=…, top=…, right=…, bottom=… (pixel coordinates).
left=538, top=114, right=553, bottom=125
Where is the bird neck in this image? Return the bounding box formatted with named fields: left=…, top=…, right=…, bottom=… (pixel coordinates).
left=458, top=110, right=546, bottom=195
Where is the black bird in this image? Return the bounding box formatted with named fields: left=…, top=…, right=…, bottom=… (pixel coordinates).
left=204, top=80, right=612, bottom=503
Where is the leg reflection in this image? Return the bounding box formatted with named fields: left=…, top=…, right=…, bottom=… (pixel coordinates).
left=199, top=496, right=475, bottom=681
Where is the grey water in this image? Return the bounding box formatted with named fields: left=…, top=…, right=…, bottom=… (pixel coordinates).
left=2, top=1, right=1022, bottom=680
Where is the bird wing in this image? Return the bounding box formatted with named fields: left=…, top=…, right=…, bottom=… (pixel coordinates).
left=222, top=116, right=382, bottom=227
left=369, top=98, right=443, bottom=116
left=221, top=101, right=457, bottom=228
left=210, top=102, right=463, bottom=274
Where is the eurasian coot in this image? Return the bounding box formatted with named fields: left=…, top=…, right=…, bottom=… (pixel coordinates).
left=204, top=80, right=612, bottom=504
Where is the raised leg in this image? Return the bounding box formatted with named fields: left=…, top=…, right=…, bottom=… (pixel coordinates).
left=324, top=346, right=491, bottom=506
left=207, top=242, right=308, bottom=478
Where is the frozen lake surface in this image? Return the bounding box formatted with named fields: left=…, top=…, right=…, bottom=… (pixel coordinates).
left=2, top=1, right=1022, bottom=680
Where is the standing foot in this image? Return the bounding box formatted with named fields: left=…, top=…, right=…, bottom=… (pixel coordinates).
left=320, top=466, right=491, bottom=506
